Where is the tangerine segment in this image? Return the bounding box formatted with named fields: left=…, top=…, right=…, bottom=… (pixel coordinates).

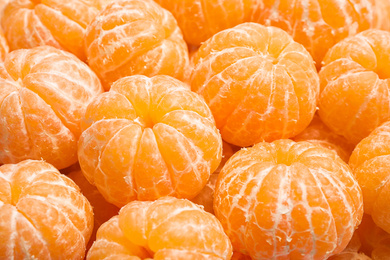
left=116, top=197, right=232, bottom=259
left=0, top=46, right=103, bottom=169
left=78, top=75, right=222, bottom=207
left=349, top=121, right=390, bottom=234
left=191, top=22, right=319, bottom=147
left=0, top=28, right=8, bottom=61
left=319, top=29, right=390, bottom=145
left=251, top=0, right=382, bottom=69
left=0, top=160, right=93, bottom=259
left=153, top=0, right=258, bottom=46
left=1, top=0, right=108, bottom=61
left=292, top=113, right=355, bottom=162
left=85, top=0, right=189, bottom=90
left=214, top=139, right=363, bottom=259
left=67, top=166, right=119, bottom=250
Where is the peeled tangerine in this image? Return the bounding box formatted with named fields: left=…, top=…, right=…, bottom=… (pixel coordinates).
left=191, top=22, right=319, bottom=147
left=87, top=197, right=232, bottom=260
left=85, top=0, right=189, bottom=90
left=214, top=139, right=363, bottom=260
left=0, top=46, right=103, bottom=169
left=0, top=160, right=93, bottom=259
left=319, top=29, right=390, bottom=145
left=78, top=75, right=222, bottom=208
left=349, top=121, right=390, bottom=235
left=1, top=0, right=111, bottom=61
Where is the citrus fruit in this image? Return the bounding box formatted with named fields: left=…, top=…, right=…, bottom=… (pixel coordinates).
left=349, top=120, right=390, bottom=234
left=0, top=45, right=103, bottom=169
left=1, top=0, right=110, bottom=61
left=319, top=29, right=390, bottom=145
left=153, top=0, right=258, bottom=46
left=67, top=165, right=119, bottom=250
left=292, top=113, right=355, bottom=162
left=251, top=0, right=387, bottom=68
left=85, top=0, right=190, bottom=90
left=0, top=159, right=93, bottom=259
left=214, top=139, right=363, bottom=259
left=191, top=22, right=319, bottom=147
left=328, top=232, right=371, bottom=260
left=78, top=75, right=222, bottom=207
left=87, top=196, right=233, bottom=260
left=0, top=27, right=8, bottom=60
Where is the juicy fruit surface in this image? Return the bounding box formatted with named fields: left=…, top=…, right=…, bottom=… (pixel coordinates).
left=78, top=75, right=222, bottom=207
left=87, top=197, right=233, bottom=260
left=85, top=0, right=190, bottom=89
left=349, top=121, right=390, bottom=234
left=214, top=139, right=363, bottom=259
left=251, top=0, right=387, bottom=69
left=191, top=22, right=319, bottom=147
left=319, top=29, right=390, bottom=145
left=0, top=46, right=103, bottom=169
left=1, top=0, right=109, bottom=61
left=0, top=160, right=93, bottom=259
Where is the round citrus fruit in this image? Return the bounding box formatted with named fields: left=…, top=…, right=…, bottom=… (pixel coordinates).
left=67, top=165, right=119, bottom=250
left=251, top=0, right=387, bottom=68
left=153, top=0, right=258, bottom=46
left=349, top=121, right=390, bottom=234
left=214, top=139, right=363, bottom=259
left=292, top=113, right=355, bottom=162
left=319, top=29, right=390, bottom=145
left=0, top=45, right=103, bottom=169
left=0, top=159, right=93, bottom=259
left=85, top=0, right=190, bottom=90
left=1, top=0, right=110, bottom=61
left=87, top=196, right=233, bottom=259
left=191, top=22, right=319, bottom=147
left=78, top=75, right=222, bottom=207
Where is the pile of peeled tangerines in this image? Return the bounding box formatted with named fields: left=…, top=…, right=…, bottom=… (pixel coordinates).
left=1, top=0, right=390, bottom=259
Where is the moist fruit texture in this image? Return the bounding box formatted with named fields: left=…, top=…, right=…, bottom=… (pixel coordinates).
left=191, top=22, right=319, bottom=147
left=0, top=45, right=103, bottom=169
left=0, top=160, right=94, bottom=259
left=1, top=0, right=110, bottom=61
left=319, top=29, right=390, bottom=145
left=349, top=121, right=390, bottom=235
left=85, top=0, right=190, bottom=90
left=78, top=75, right=222, bottom=207
left=250, top=0, right=389, bottom=69
left=214, top=139, right=363, bottom=259
left=87, top=197, right=233, bottom=260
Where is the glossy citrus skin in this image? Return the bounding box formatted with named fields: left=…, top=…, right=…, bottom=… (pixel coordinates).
left=1, top=0, right=110, bottom=61
left=0, top=160, right=93, bottom=259
left=191, top=22, right=319, bottom=147
left=214, top=139, right=363, bottom=259
left=349, top=121, right=390, bottom=235
left=85, top=0, right=190, bottom=90
left=251, top=0, right=387, bottom=69
left=87, top=197, right=233, bottom=260
left=78, top=75, right=222, bottom=207
left=319, top=29, right=390, bottom=145
left=0, top=46, right=103, bottom=169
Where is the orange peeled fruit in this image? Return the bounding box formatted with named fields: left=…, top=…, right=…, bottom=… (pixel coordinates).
left=1, top=0, right=109, bottom=61
left=319, top=29, right=390, bottom=145
left=87, top=196, right=233, bottom=260
left=292, top=113, right=355, bottom=162
left=0, top=46, right=103, bottom=169
left=251, top=0, right=386, bottom=69
left=0, top=28, right=8, bottom=61
left=191, top=22, right=319, bottom=147
left=214, top=139, right=363, bottom=259
left=349, top=121, right=390, bottom=234
left=0, top=160, right=93, bottom=259
left=85, top=0, right=190, bottom=90
left=78, top=75, right=222, bottom=207
left=67, top=165, right=119, bottom=250
left=328, top=232, right=371, bottom=260
left=153, top=0, right=258, bottom=46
